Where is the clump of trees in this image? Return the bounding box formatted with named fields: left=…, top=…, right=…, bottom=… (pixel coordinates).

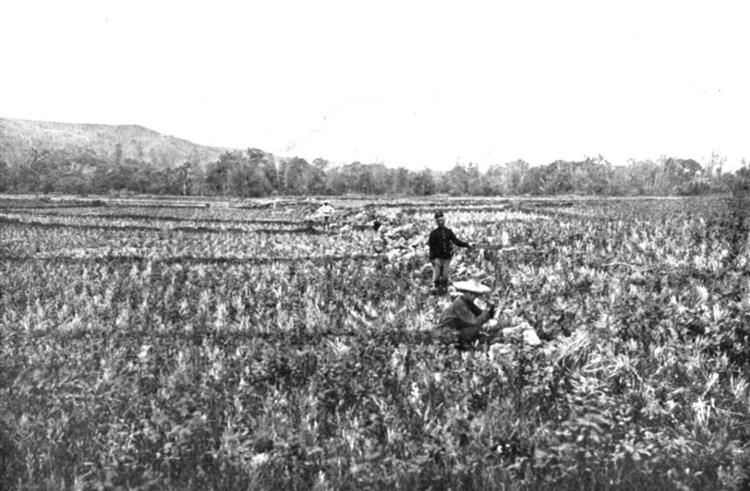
left=0, top=147, right=747, bottom=197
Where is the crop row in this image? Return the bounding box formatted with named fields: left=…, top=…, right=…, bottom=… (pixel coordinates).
left=3, top=208, right=309, bottom=225
left=0, top=215, right=328, bottom=236
left=0, top=253, right=376, bottom=266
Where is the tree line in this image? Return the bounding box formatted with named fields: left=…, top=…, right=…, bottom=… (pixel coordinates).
left=0, top=146, right=748, bottom=197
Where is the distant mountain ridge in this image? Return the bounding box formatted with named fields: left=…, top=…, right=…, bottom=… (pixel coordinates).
left=0, top=117, right=233, bottom=168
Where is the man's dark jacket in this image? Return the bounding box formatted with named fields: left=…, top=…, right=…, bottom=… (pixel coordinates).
left=428, top=226, right=469, bottom=260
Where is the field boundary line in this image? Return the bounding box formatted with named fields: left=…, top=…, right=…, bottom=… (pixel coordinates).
left=0, top=253, right=378, bottom=265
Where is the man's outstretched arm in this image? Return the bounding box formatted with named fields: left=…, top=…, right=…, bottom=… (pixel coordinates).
left=449, top=229, right=471, bottom=249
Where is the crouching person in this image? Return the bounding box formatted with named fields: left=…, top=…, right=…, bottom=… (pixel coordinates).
left=436, top=280, right=497, bottom=348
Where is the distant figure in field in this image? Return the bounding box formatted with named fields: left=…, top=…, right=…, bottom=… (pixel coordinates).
left=436, top=280, right=497, bottom=348
left=372, top=220, right=388, bottom=253
left=317, top=201, right=335, bottom=229
left=428, top=211, right=472, bottom=295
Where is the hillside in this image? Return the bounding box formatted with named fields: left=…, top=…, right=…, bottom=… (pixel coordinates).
left=0, top=117, right=231, bottom=168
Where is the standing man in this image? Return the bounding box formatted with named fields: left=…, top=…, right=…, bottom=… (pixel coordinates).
left=317, top=201, right=335, bottom=229
left=428, top=210, right=472, bottom=295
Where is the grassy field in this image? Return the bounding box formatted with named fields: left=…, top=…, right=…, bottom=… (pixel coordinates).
left=1, top=194, right=749, bottom=490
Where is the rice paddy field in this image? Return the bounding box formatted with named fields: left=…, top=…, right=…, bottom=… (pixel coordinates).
left=1, top=194, right=749, bottom=490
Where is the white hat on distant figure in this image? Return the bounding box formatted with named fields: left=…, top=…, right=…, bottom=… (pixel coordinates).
left=453, top=279, right=492, bottom=294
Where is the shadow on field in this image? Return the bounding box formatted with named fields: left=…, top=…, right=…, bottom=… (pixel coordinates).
left=0, top=419, right=22, bottom=486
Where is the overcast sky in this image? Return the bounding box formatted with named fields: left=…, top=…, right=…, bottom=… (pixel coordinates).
left=2, top=0, right=748, bottom=171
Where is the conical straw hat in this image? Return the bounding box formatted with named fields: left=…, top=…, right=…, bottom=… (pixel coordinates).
left=453, top=279, right=491, bottom=294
